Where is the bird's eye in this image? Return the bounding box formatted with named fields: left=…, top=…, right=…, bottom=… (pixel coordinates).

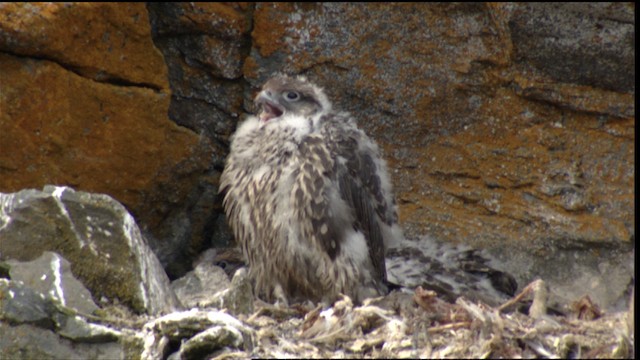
left=284, top=91, right=300, bottom=101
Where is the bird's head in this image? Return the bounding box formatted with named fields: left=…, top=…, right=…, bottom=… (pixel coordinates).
left=255, top=75, right=332, bottom=123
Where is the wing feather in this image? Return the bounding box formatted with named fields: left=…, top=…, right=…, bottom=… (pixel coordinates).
left=320, top=115, right=395, bottom=286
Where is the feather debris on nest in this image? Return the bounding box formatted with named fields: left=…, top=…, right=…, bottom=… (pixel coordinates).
left=239, top=278, right=634, bottom=359
left=299, top=295, right=405, bottom=351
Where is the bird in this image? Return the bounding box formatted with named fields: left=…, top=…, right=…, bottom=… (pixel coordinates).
left=385, top=237, right=518, bottom=306
left=219, top=74, right=403, bottom=305
left=209, top=239, right=519, bottom=308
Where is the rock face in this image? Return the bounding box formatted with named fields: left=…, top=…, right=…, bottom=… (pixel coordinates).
left=0, top=187, right=249, bottom=359
left=5, top=251, right=100, bottom=315
left=0, top=2, right=634, bottom=315
left=0, top=186, right=179, bottom=314
left=0, top=277, right=251, bottom=359
left=0, top=3, right=212, bottom=279
left=0, top=279, right=125, bottom=359
left=146, top=2, right=634, bottom=310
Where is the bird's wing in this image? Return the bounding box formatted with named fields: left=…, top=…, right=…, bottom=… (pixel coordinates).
left=312, top=115, right=393, bottom=285
left=337, top=134, right=388, bottom=284
left=293, top=134, right=344, bottom=260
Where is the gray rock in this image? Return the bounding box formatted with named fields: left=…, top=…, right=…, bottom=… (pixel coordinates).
left=509, top=3, right=635, bottom=93
left=6, top=251, right=99, bottom=315
left=141, top=309, right=254, bottom=358
left=0, top=278, right=126, bottom=357
left=0, top=322, right=124, bottom=360
left=171, top=255, right=231, bottom=309
left=193, top=267, right=254, bottom=316
left=56, top=315, right=121, bottom=343
left=219, top=267, right=254, bottom=316
left=0, top=279, right=56, bottom=329
left=178, top=324, right=246, bottom=360
left=487, top=244, right=635, bottom=312
left=0, top=186, right=179, bottom=315
left=171, top=248, right=253, bottom=315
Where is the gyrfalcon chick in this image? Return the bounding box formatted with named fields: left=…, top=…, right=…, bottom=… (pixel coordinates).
left=220, top=75, right=402, bottom=305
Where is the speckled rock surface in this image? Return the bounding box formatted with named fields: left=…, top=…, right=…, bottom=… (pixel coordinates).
left=5, top=251, right=99, bottom=315
left=171, top=258, right=231, bottom=309
left=0, top=279, right=125, bottom=359
left=0, top=186, right=179, bottom=314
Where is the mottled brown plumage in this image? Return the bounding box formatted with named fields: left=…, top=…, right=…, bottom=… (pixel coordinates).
left=220, top=75, right=402, bottom=304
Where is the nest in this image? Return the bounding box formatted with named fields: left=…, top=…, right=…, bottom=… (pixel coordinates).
left=220, top=280, right=634, bottom=359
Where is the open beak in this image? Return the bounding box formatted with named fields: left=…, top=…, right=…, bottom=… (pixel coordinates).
left=255, top=91, right=284, bottom=122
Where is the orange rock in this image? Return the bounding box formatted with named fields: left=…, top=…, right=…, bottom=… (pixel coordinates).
left=0, top=53, right=209, bottom=226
